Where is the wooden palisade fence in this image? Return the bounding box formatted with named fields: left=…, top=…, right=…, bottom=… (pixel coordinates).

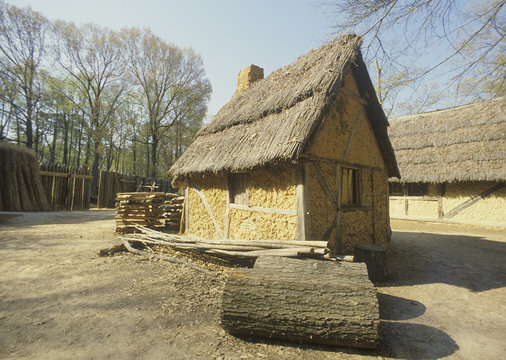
left=39, top=164, right=92, bottom=211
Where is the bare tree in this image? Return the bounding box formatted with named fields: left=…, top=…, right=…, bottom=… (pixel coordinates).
left=122, top=28, right=211, bottom=178
left=0, top=1, right=50, bottom=149
left=54, top=21, right=126, bottom=193
left=326, top=0, right=505, bottom=113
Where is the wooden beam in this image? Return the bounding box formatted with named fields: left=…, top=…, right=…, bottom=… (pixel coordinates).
left=192, top=185, right=223, bottom=239
left=370, top=170, right=376, bottom=244
left=335, top=163, right=343, bottom=254
left=313, top=162, right=339, bottom=212
left=445, top=182, right=505, bottom=219
left=39, top=170, right=69, bottom=178
left=71, top=174, right=93, bottom=180
left=437, top=183, right=446, bottom=219
left=184, top=178, right=189, bottom=234
left=224, top=179, right=230, bottom=239
left=228, top=203, right=297, bottom=216
left=296, top=165, right=306, bottom=241
left=403, top=184, right=408, bottom=215
left=303, top=162, right=312, bottom=241
left=389, top=196, right=438, bottom=201
left=300, top=154, right=382, bottom=171
left=344, top=108, right=365, bottom=161
left=340, top=87, right=368, bottom=106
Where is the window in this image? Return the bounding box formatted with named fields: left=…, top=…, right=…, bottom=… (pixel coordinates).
left=407, top=183, right=428, bottom=196
left=341, top=168, right=360, bottom=206
left=388, top=182, right=428, bottom=196
left=389, top=182, right=404, bottom=196
left=229, top=173, right=248, bottom=205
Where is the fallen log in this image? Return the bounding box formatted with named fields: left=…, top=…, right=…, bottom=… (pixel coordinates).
left=221, top=256, right=380, bottom=349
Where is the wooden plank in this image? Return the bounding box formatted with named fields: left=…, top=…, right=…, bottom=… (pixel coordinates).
left=437, top=183, right=446, bottom=219
left=39, top=170, right=70, bottom=178
left=403, top=184, right=408, bottom=215
left=184, top=179, right=189, bottom=234
left=312, top=162, right=339, bottom=212
left=71, top=174, right=93, bottom=180
left=300, top=154, right=381, bottom=171
left=344, top=107, right=365, bottom=161
left=192, top=185, right=223, bottom=239
left=228, top=203, right=297, bottom=216
left=340, top=87, right=368, bottom=106
left=445, top=183, right=505, bottom=219
left=335, top=163, right=343, bottom=254
left=389, top=196, right=438, bottom=201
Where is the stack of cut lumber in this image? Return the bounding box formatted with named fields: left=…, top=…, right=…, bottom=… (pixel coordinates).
left=160, top=193, right=184, bottom=230
left=120, top=225, right=329, bottom=259
left=115, top=192, right=165, bottom=233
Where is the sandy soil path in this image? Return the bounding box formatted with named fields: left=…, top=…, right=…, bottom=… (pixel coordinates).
left=0, top=211, right=505, bottom=359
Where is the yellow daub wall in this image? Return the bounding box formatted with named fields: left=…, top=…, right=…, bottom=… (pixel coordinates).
left=187, top=165, right=298, bottom=241
left=227, top=209, right=297, bottom=241
left=304, top=68, right=390, bottom=254
left=444, top=182, right=506, bottom=223
left=388, top=181, right=506, bottom=226
left=187, top=172, right=228, bottom=239
left=248, top=166, right=296, bottom=209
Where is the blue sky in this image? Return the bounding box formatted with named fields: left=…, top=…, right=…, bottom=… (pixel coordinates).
left=9, top=0, right=337, bottom=119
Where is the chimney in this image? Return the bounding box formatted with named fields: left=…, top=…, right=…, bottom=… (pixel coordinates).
left=236, top=65, right=264, bottom=92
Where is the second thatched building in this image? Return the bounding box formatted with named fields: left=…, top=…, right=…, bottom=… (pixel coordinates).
left=169, top=35, right=399, bottom=254
left=388, top=97, right=505, bottom=227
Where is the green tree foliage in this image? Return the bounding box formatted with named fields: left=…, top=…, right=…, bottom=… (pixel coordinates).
left=0, top=2, right=212, bottom=188
left=0, top=0, right=50, bottom=149
left=122, top=28, right=211, bottom=178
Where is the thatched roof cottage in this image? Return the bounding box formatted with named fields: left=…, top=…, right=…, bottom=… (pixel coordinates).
left=388, top=97, right=505, bottom=227
left=169, top=35, right=399, bottom=254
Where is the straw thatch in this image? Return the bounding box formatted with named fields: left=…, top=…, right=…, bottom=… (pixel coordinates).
left=388, top=97, right=506, bottom=183
left=169, top=34, right=399, bottom=181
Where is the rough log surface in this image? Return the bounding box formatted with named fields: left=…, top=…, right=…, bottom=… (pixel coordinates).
left=221, top=257, right=379, bottom=348
left=354, top=244, right=388, bottom=282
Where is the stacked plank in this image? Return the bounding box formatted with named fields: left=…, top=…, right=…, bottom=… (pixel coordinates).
left=120, top=225, right=329, bottom=259
left=115, top=192, right=165, bottom=233
left=160, top=193, right=184, bottom=230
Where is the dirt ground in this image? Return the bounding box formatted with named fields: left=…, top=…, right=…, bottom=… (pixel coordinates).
left=0, top=211, right=505, bottom=360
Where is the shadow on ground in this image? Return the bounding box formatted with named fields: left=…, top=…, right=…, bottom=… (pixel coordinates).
left=376, top=231, right=506, bottom=292
left=0, top=210, right=115, bottom=227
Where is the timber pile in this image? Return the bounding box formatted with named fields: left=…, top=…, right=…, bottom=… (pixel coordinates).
left=120, top=225, right=328, bottom=260
left=160, top=193, right=184, bottom=230
left=0, top=143, right=50, bottom=212
left=221, top=256, right=380, bottom=349
left=115, top=192, right=165, bottom=233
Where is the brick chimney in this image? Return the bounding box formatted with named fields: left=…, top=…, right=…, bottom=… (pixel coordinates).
left=236, top=65, right=264, bottom=92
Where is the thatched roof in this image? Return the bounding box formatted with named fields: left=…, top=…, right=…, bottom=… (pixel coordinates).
left=169, top=34, right=399, bottom=181
left=388, top=97, right=506, bottom=183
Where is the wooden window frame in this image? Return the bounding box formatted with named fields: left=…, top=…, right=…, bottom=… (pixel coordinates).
left=341, top=167, right=361, bottom=207
left=228, top=173, right=249, bottom=206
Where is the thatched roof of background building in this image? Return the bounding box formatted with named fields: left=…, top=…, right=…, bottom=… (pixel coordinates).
left=388, top=97, right=505, bottom=183
left=169, top=34, right=399, bottom=181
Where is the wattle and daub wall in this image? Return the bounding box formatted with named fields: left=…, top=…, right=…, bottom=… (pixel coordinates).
left=185, top=69, right=390, bottom=254
left=390, top=181, right=506, bottom=227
